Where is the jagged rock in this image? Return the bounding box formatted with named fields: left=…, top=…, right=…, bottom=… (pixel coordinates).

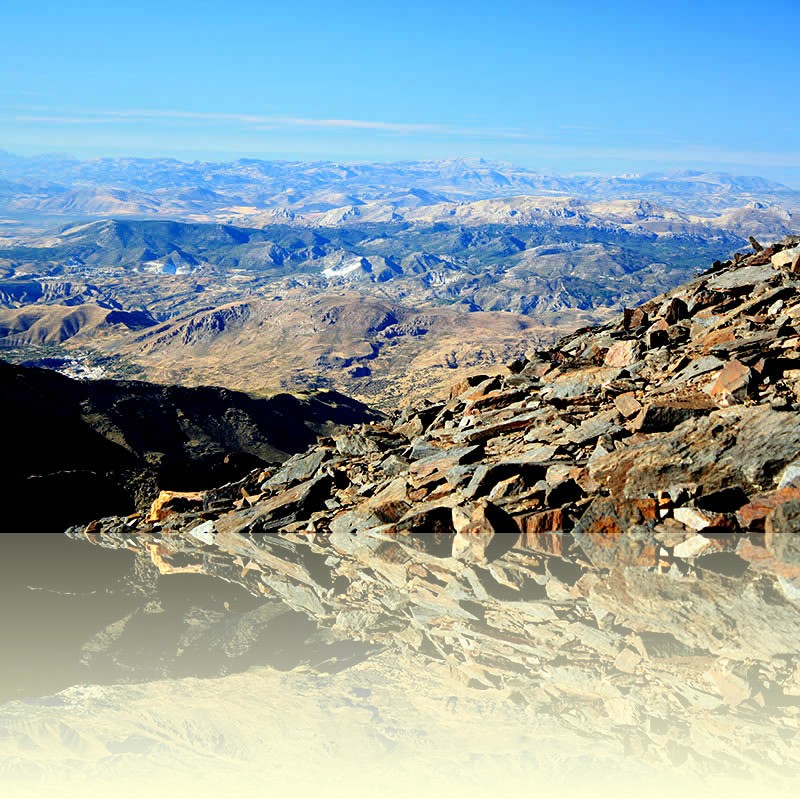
left=629, top=396, right=714, bottom=433
left=148, top=490, right=205, bottom=521
left=65, top=236, right=800, bottom=781
left=565, top=408, right=622, bottom=444
left=409, top=445, right=483, bottom=478
left=671, top=508, right=718, bottom=533
left=707, top=263, right=775, bottom=290
left=614, top=392, right=642, bottom=418
left=453, top=412, right=540, bottom=443
left=707, top=359, right=752, bottom=404
left=661, top=297, right=689, bottom=325
left=261, top=447, right=331, bottom=489
left=517, top=512, right=567, bottom=540
left=772, top=244, right=800, bottom=270
left=448, top=374, right=495, bottom=399
left=623, top=307, right=648, bottom=329
left=216, top=474, right=333, bottom=534
left=464, top=461, right=547, bottom=498
left=604, top=339, right=641, bottom=367
left=645, top=318, right=670, bottom=348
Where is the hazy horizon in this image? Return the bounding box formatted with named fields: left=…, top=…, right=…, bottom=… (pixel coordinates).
left=2, top=146, right=800, bottom=191
left=2, top=1, right=798, bottom=185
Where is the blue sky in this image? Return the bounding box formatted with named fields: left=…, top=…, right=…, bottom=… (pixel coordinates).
left=1, top=0, right=798, bottom=183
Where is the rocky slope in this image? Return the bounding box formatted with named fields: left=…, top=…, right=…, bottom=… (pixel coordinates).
left=67, top=235, right=800, bottom=780
left=0, top=360, right=377, bottom=531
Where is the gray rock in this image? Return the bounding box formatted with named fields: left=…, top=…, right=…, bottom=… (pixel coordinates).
left=464, top=460, right=547, bottom=498
left=262, top=447, right=331, bottom=490
left=707, top=263, right=774, bottom=291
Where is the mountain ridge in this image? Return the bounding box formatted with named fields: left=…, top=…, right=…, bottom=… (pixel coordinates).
left=64, top=233, right=800, bottom=782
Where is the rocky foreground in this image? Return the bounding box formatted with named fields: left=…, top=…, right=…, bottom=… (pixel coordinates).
left=0, top=361, right=377, bottom=531
left=68, top=237, right=800, bottom=781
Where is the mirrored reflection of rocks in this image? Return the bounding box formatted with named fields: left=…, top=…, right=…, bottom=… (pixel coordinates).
left=0, top=534, right=375, bottom=704
left=54, top=529, right=800, bottom=785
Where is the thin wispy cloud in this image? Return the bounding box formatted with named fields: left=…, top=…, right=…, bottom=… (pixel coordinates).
left=13, top=115, right=120, bottom=125
left=3, top=107, right=797, bottom=174
left=6, top=107, right=529, bottom=140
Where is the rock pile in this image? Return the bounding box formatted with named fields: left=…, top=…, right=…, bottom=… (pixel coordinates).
left=68, top=236, right=800, bottom=780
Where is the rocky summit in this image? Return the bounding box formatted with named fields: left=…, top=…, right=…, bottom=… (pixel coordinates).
left=67, top=236, right=800, bottom=781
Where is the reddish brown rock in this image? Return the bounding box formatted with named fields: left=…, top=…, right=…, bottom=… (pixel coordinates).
left=737, top=486, right=800, bottom=531
left=662, top=297, right=689, bottom=325
left=696, top=327, right=736, bottom=353
left=465, top=387, right=526, bottom=413
left=623, top=307, right=649, bottom=329
left=708, top=359, right=752, bottom=405
left=614, top=392, right=642, bottom=418
left=517, top=509, right=566, bottom=539
left=604, top=339, right=642, bottom=368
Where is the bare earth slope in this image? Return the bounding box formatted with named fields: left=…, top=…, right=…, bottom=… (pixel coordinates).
left=117, top=291, right=570, bottom=407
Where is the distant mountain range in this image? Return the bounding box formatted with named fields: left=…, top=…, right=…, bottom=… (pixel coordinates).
left=0, top=154, right=797, bottom=404
left=1, top=152, right=798, bottom=231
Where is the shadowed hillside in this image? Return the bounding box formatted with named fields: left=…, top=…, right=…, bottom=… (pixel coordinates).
left=0, top=360, right=378, bottom=531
